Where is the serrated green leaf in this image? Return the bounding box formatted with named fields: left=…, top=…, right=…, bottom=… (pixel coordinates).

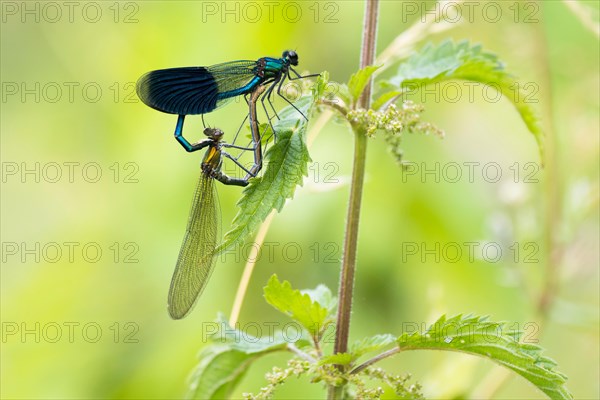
left=312, top=72, right=349, bottom=112
left=320, top=334, right=395, bottom=366
left=384, top=40, right=544, bottom=160
left=186, top=345, right=255, bottom=400
left=263, top=275, right=329, bottom=340
left=350, top=334, right=395, bottom=359
left=389, top=40, right=473, bottom=84
left=301, top=284, right=337, bottom=316
left=187, top=314, right=299, bottom=399
left=395, top=314, right=572, bottom=400
left=215, top=95, right=314, bottom=254
left=348, top=65, right=382, bottom=104
left=209, top=313, right=305, bottom=353
left=312, top=70, right=329, bottom=101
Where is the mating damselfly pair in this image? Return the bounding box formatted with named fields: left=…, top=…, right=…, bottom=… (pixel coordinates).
left=136, top=51, right=318, bottom=319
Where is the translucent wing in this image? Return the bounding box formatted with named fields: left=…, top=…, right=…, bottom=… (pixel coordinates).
left=168, top=173, right=219, bottom=319
left=136, top=60, right=257, bottom=115
left=208, top=60, right=261, bottom=92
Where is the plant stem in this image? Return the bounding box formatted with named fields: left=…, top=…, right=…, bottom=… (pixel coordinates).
left=350, top=347, right=401, bottom=375
left=536, top=3, right=562, bottom=321
left=287, top=343, right=317, bottom=363
left=229, top=211, right=276, bottom=325
left=332, top=120, right=368, bottom=345
left=328, top=1, right=379, bottom=398
left=228, top=84, right=271, bottom=326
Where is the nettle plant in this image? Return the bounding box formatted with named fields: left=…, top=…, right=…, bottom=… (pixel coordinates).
left=185, top=7, right=570, bottom=400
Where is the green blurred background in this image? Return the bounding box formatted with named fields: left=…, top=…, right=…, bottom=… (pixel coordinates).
left=1, top=1, right=598, bottom=398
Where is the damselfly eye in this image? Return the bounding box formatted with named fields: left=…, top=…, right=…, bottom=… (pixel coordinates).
left=203, top=128, right=223, bottom=140
left=284, top=50, right=298, bottom=66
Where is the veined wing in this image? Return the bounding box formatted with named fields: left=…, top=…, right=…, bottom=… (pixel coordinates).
left=136, top=60, right=257, bottom=115
left=208, top=60, right=260, bottom=93
left=168, top=173, right=219, bottom=319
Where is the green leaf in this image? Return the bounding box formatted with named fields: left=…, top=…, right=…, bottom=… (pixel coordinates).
left=215, top=94, right=314, bottom=254
left=209, top=313, right=305, bottom=353
left=371, top=90, right=403, bottom=111
left=244, top=122, right=274, bottom=146
left=348, top=65, right=381, bottom=104
left=350, top=334, right=395, bottom=359
left=312, top=70, right=329, bottom=101
left=396, top=314, right=572, bottom=400
left=263, top=275, right=330, bottom=340
left=187, top=314, right=298, bottom=399
left=301, top=284, right=337, bottom=316
left=320, top=352, right=354, bottom=366
left=186, top=345, right=255, bottom=400
left=320, top=334, right=395, bottom=366
left=336, top=84, right=352, bottom=107
left=385, top=40, right=544, bottom=160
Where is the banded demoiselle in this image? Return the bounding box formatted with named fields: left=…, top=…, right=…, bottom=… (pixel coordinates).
left=136, top=50, right=318, bottom=128
left=167, top=86, right=266, bottom=319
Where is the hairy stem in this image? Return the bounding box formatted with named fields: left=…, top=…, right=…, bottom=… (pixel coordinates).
left=350, top=347, right=401, bottom=375
left=328, top=1, right=379, bottom=398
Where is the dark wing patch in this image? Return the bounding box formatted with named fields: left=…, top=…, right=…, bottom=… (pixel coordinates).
left=137, top=61, right=258, bottom=115
left=136, top=67, right=219, bottom=115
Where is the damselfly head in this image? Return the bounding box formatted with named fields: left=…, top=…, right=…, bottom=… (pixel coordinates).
left=204, top=127, right=224, bottom=141
left=283, top=50, right=298, bottom=66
